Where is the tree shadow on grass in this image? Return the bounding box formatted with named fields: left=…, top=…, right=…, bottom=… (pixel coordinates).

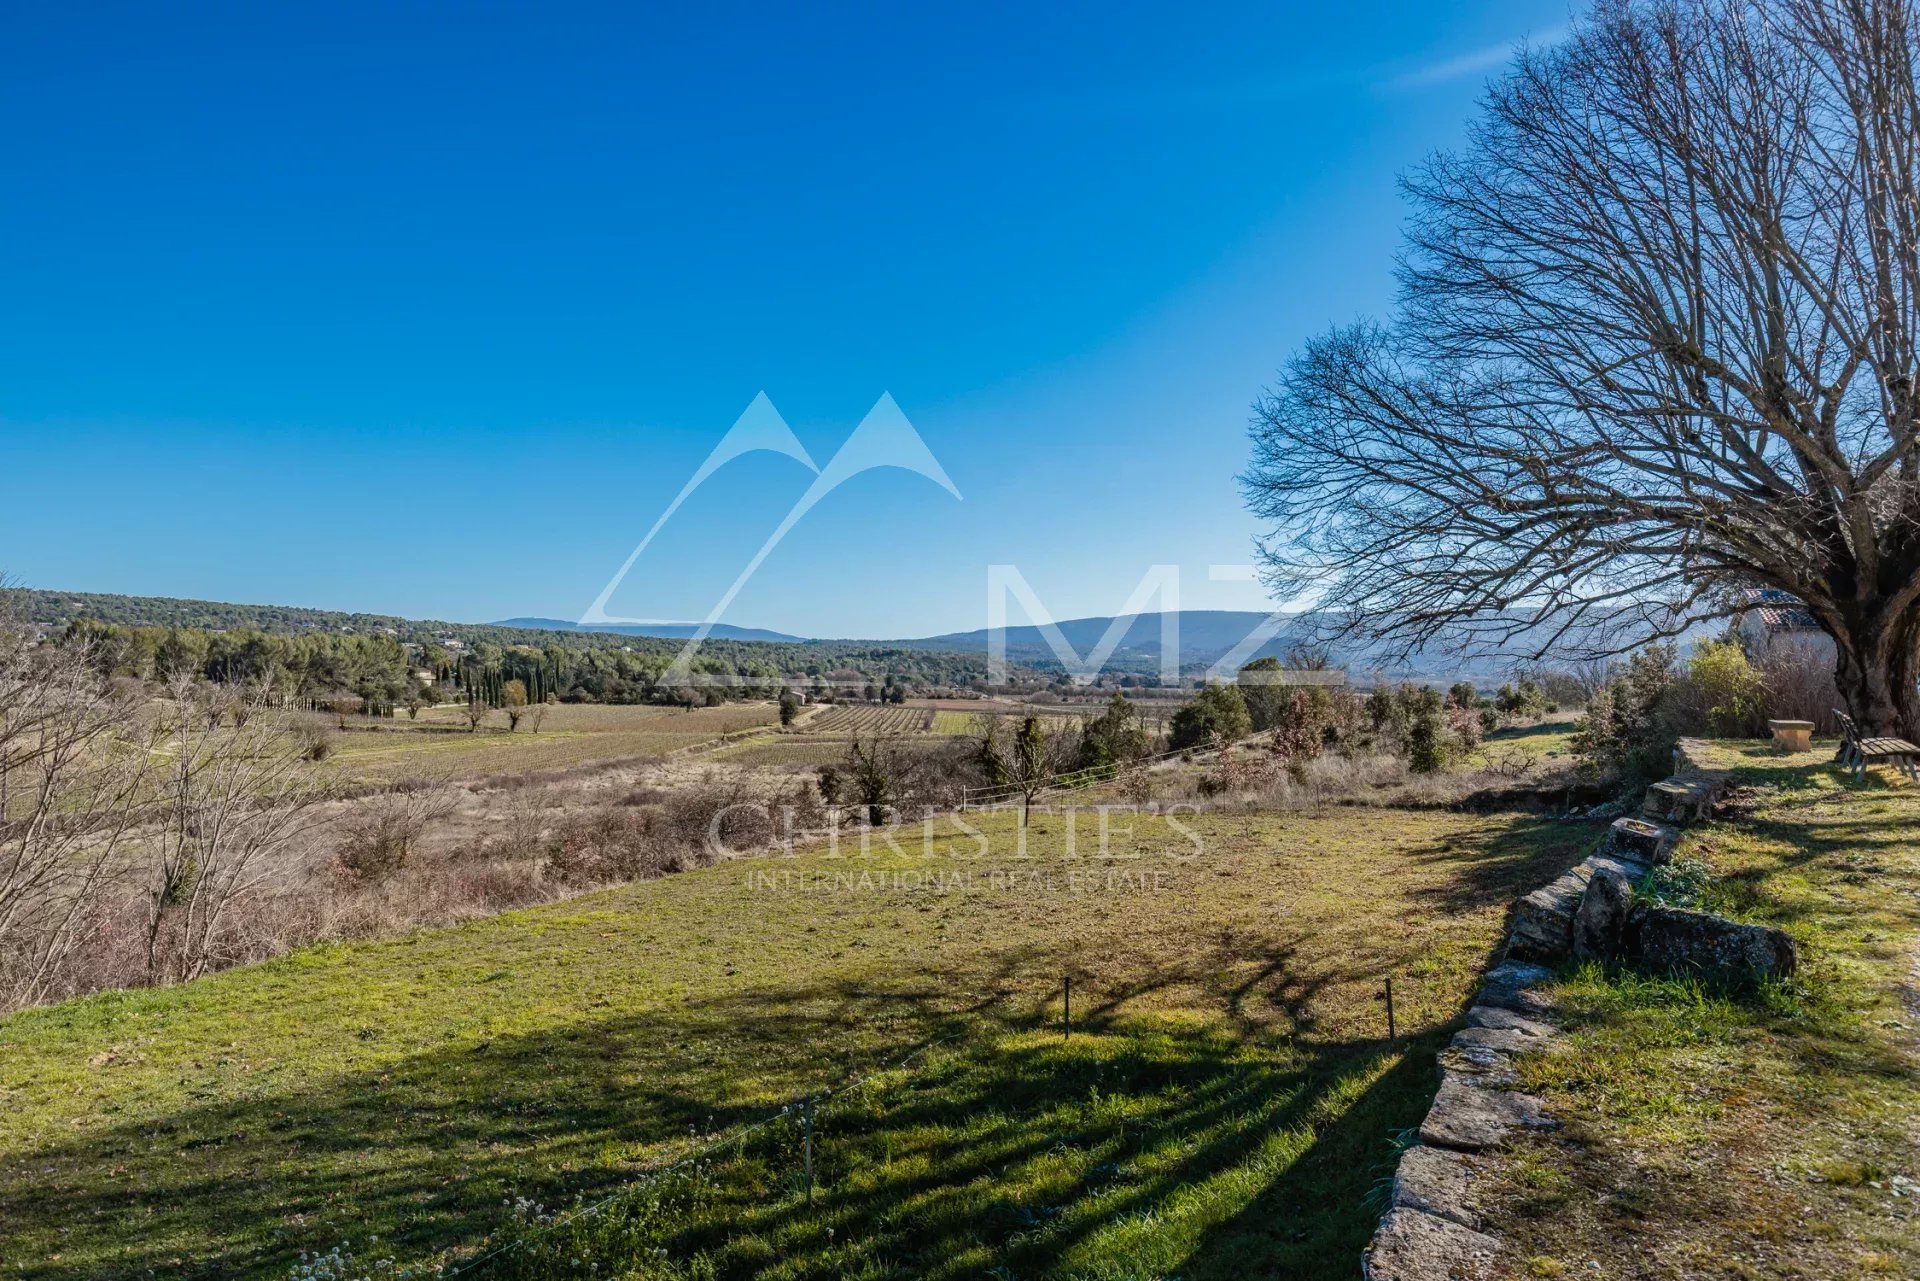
left=1399, top=814, right=1595, bottom=920
left=471, top=1008, right=1470, bottom=1281
left=0, top=817, right=1586, bottom=1281
left=0, top=944, right=1473, bottom=1281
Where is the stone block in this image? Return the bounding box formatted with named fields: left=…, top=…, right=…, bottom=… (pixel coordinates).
left=1390, top=1144, right=1487, bottom=1229
left=1475, top=977, right=1558, bottom=1021
left=1485, top=960, right=1554, bottom=988
left=1363, top=1206, right=1502, bottom=1280
left=1418, top=1071, right=1555, bottom=1151
left=1451, top=1025, right=1542, bottom=1057
left=1643, top=778, right=1721, bottom=824
left=1602, top=816, right=1676, bottom=866
left=1631, top=906, right=1798, bottom=985
left=1573, top=866, right=1633, bottom=962
left=1465, top=1005, right=1557, bottom=1038
left=1506, top=872, right=1587, bottom=963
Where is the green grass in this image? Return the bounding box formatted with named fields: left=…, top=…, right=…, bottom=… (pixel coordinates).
left=1488, top=752, right=1920, bottom=1277
left=1467, top=713, right=1579, bottom=766
left=476, top=1023, right=1422, bottom=1281
left=0, top=805, right=1591, bottom=1279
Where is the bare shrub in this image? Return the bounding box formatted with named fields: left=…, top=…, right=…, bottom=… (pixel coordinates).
left=1199, top=741, right=1279, bottom=798
left=480, top=788, right=551, bottom=863
left=332, top=782, right=457, bottom=885
left=142, top=681, right=333, bottom=985
left=1756, top=644, right=1843, bottom=734
left=662, top=772, right=777, bottom=859
left=0, top=636, right=153, bottom=1011
left=1114, top=764, right=1155, bottom=806
left=892, top=738, right=987, bottom=814
left=781, top=777, right=827, bottom=832
left=441, top=860, right=548, bottom=913
left=545, top=808, right=674, bottom=886
left=295, top=714, right=335, bottom=762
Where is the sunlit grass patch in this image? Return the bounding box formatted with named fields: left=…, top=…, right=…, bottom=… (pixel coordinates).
left=1487, top=755, right=1920, bottom=1277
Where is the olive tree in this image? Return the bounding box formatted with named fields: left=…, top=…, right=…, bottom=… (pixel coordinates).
left=1245, top=0, right=1920, bottom=733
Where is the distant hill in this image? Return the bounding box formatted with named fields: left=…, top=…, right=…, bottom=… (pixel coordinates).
left=495, top=618, right=809, bottom=644
left=908, top=610, right=1297, bottom=665
left=902, top=608, right=1717, bottom=683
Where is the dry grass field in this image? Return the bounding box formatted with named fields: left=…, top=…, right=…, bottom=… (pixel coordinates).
left=325, top=703, right=783, bottom=781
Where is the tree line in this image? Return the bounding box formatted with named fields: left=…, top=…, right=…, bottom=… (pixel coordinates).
left=52, top=618, right=1028, bottom=714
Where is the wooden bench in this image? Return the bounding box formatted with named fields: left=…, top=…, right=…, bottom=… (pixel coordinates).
left=1833, top=710, right=1920, bottom=783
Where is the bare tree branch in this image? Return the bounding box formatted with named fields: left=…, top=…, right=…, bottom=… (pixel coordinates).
left=1245, top=0, right=1920, bottom=732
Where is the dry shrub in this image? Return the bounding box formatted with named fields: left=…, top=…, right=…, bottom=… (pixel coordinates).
left=479, top=789, right=551, bottom=864
left=1198, top=744, right=1279, bottom=798
left=782, top=777, right=828, bottom=831
left=333, top=783, right=457, bottom=885
left=431, top=860, right=549, bottom=916
left=893, top=739, right=991, bottom=812
left=661, top=772, right=777, bottom=857
left=546, top=808, right=677, bottom=886
left=1756, top=643, right=1842, bottom=732
left=1114, top=764, right=1155, bottom=805
left=296, top=714, right=336, bottom=762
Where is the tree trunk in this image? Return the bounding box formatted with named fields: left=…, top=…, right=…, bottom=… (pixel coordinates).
left=1830, top=605, right=1920, bottom=738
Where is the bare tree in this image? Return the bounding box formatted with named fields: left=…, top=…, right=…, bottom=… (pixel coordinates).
left=0, top=634, right=152, bottom=1010
left=524, top=700, right=550, bottom=735
left=143, top=680, right=331, bottom=984
left=1245, top=0, right=1920, bottom=733
left=463, top=694, right=491, bottom=734
left=976, top=714, right=1081, bottom=826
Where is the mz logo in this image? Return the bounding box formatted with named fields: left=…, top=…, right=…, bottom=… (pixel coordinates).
left=583, top=393, right=960, bottom=687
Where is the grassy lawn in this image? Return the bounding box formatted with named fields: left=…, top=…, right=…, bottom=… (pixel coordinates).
left=0, top=805, right=1592, bottom=1279
left=1488, top=747, right=1920, bottom=1278
left=1469, top=713, right=1580, bottom=767
left=327, top=704, right=782, bottom=781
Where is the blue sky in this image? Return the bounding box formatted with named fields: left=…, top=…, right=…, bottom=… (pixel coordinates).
left=0, top=1, right=1567, bottom=638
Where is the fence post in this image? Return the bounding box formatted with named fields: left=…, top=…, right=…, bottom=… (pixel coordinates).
left=1384, top=977, right=1397, bottom=1042
left=803, top=1094, right=815, bottom=1204
left=1062, top=976, right=1071, bottom=1040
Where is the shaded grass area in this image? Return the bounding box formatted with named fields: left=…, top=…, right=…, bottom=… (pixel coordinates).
left=0, top=807, right=1594, bottom=1279
left=1489, top=753, right=1920, bottom=1278
left=477, top=1021, right=1439, bottom=1281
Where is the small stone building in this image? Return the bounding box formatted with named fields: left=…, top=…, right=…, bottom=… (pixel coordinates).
left=1733, top=589, right=1835, bottom=665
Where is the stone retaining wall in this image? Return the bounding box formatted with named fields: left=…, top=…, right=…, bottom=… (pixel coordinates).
left=1360, top=740, right=1732, bottom=1280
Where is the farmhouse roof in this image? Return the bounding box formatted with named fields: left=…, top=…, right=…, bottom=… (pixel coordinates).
left=1740, top=589, right=1820, bottom=632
